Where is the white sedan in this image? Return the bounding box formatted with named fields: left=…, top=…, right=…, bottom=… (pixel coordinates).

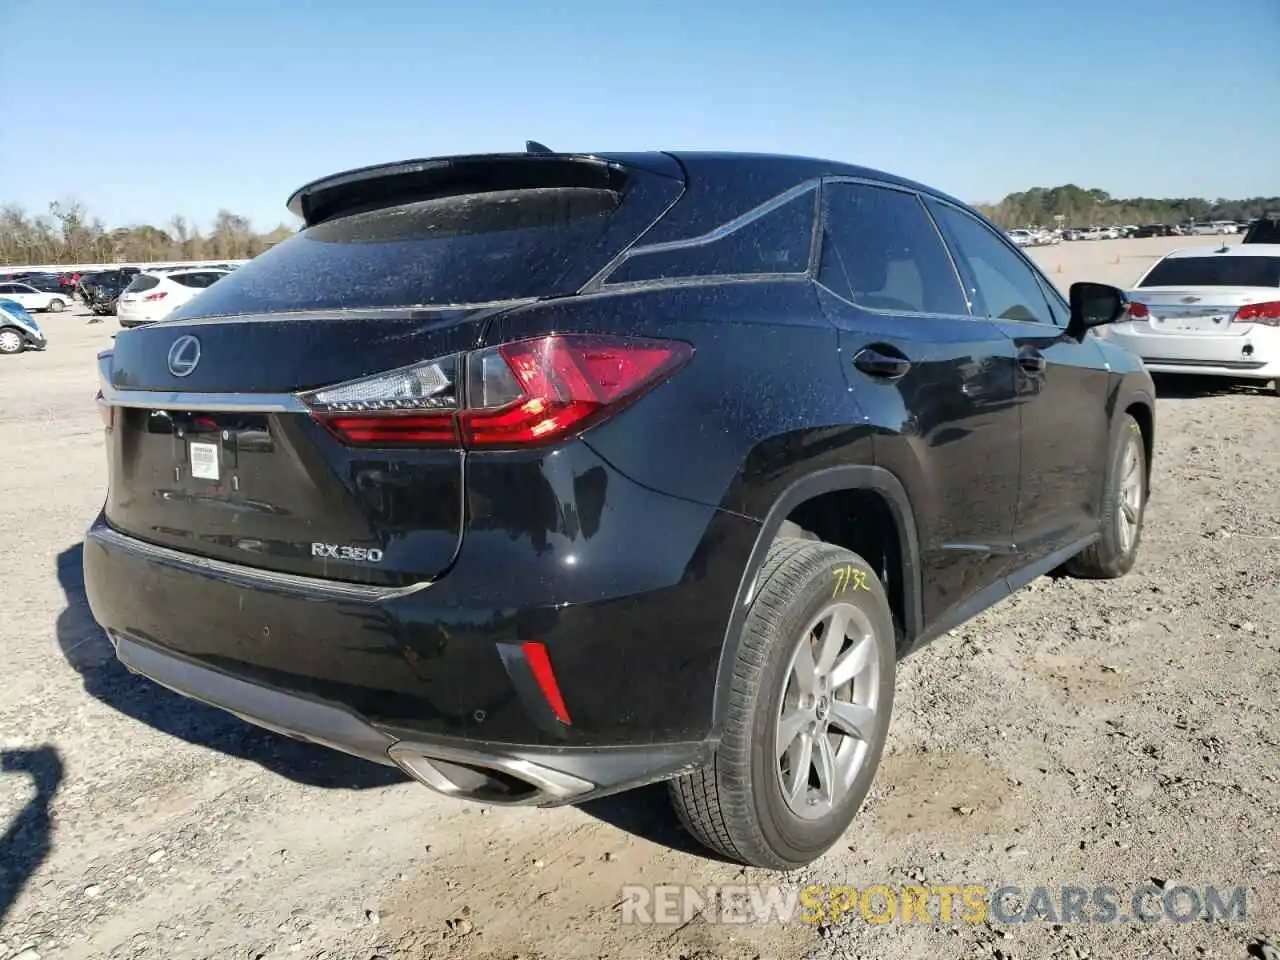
left=1105, top=244, right=1280, bottom=393
left=117, top=268, right=230, bottom=327
left=0, top=281, right=69, bottom=313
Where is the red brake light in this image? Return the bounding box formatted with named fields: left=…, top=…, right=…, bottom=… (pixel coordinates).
left=143, top=291, right=168, bottom=302
left=461, top=335, right=692, bottom=447
left=301, top=334, right=692, bottom=449
left=1126, top=301, right=1150, bottom=320
left=1235, top=301, right=1280, bottom=326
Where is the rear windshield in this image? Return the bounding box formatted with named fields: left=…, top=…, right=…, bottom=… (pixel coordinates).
left=169, top=187, right=624, bottom=316
left=124, top=274, right=161, bottom=293
left=1138, top=256, right=1280, bottom=288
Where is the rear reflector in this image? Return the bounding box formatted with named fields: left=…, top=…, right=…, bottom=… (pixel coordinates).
left=1235, top=301, right=1280, bottom=326
left=521, top=641, right=572, bottom=725
left=302, top=334, right=692, bottom=449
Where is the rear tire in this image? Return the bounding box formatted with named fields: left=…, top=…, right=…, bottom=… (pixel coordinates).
left=0, top=329, right=25, bottom=354
left=1065, top=413, right=1147, bottom=579
left=47, top=298, right=66, bottom=312
left=668, top=537, right=896, bottom=870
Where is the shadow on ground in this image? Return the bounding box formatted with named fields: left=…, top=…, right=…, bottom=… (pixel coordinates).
left=576, top=784, right=734, bottom=862
left=0, top=745, right=62, bottom=927
left=54, top=542, right=405, bottom=790
left=1151, top=372, right=1275, bottom=399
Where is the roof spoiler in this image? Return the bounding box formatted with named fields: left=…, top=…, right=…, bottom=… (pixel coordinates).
left=287, top=151, right=627, bottom=227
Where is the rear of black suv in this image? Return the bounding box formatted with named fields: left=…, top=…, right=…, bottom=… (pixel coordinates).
left=83, top=151, right=835, bottom=810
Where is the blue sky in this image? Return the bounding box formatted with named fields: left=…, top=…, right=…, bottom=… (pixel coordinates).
left=1, top=0, right=1276, bottom=232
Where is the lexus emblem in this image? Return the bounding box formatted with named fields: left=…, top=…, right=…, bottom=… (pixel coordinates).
left=167, top=335, right=202, bottom=377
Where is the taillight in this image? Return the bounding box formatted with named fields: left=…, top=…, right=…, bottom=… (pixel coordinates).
left=1126, top=301, right=1150, bottom=320
left=301, top=334, right=693, bottom=449
left=143, top=291, right=168, bottom=302
left=1235, top=301, right=1280, bottom=326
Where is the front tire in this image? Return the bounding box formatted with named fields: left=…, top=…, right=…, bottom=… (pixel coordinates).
left=0, top=329, right=25, bottom=354
left=1065, top=414, right=1147, bottom=578
left=668, top=538, right=896, bottom=869
left=47, top=298, right=66, bottom=313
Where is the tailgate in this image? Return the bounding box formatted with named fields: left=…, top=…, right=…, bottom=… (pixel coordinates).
left=99, top=314, right=486, bottom=587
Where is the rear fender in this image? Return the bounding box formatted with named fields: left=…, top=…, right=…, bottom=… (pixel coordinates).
left=709, top=464, right=921, bottom=735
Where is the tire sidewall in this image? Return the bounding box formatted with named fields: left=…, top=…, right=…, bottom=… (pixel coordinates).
left=746, top=548, right=896, bottom=864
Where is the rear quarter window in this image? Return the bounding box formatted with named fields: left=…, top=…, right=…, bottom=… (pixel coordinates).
left=124, top=275, right=161, bottom=293
left=603, top=187, right=817, bottom=285
left=1138, top=256, right=1280, bottom=288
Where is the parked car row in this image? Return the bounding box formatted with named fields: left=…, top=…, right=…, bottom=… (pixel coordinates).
left=1003, top=220, right=1259, bottom=245
left=1006, top=227, right=1060, bottom=247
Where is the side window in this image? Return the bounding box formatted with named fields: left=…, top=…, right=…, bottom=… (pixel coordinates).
left=818, top=182, right=968, bottom=316
left=1037, top=276, right=1070, bottom=327
left=0, top=285, right=16, bottom=294
left=929, top=202, right=1054, bottom=324
left=604, top=187, right=816, bottom=284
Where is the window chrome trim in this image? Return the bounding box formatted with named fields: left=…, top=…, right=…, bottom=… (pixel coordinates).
left=97, top=350, right=309, bottom=412
left=88, top=524, right=432, bottom=603
left=623, top=179, right=819, bottom=257
left=595, top=179, right=821, bottom=287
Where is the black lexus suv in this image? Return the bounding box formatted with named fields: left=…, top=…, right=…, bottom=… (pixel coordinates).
left=84, top=149, right=1156, bottom=870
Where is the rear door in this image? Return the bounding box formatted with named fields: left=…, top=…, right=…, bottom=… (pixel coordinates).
left=99, top=155, right=684, bottom=588
left=925, top=198, right=1111, bottom=565
left=814, top=179, right=1023, bottom=624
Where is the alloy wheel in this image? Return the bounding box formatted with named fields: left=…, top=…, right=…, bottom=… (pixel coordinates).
left=775, top=601, right=881, bottom=820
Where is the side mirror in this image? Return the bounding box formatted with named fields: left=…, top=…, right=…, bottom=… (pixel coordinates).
left=1068, top=281, right=1126, bottom=339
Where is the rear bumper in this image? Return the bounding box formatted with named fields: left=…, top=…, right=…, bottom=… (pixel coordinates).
left=1108, top=323, right=1280, bottom=379
left=82, top=442, right=759, bottom=797
left=108, top=631, right=711, bottom=805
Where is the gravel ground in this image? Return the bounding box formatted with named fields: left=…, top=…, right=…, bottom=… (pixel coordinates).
left=1, top=237, right=1277, bottom=960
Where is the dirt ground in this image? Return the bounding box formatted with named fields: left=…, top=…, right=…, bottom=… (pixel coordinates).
left=1, top=236, right=1276, bottom=960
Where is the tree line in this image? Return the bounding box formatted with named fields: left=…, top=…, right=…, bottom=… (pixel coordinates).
left=976, top=184, right=1279, bottom=230
left=0, top=199, right=297, bottom=266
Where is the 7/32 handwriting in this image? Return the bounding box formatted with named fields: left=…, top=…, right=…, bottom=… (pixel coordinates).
left=832, top=564, right=869, bottom=598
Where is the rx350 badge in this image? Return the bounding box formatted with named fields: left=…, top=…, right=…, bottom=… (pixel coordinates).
left=311, top=542, right=385, bottom=563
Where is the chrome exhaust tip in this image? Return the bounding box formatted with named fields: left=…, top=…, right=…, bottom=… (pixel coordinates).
left=387, top=742, right=594, bottom=806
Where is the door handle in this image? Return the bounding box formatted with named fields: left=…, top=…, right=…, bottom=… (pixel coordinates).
left=1018, top=349, right=1047, bottom=374
left=853, top=346, right=911, bottom=380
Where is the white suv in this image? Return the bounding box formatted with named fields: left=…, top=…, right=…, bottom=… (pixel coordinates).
left=0, top=281, right=69, bottom=313
left=117, top=269, right=230, bottom=327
